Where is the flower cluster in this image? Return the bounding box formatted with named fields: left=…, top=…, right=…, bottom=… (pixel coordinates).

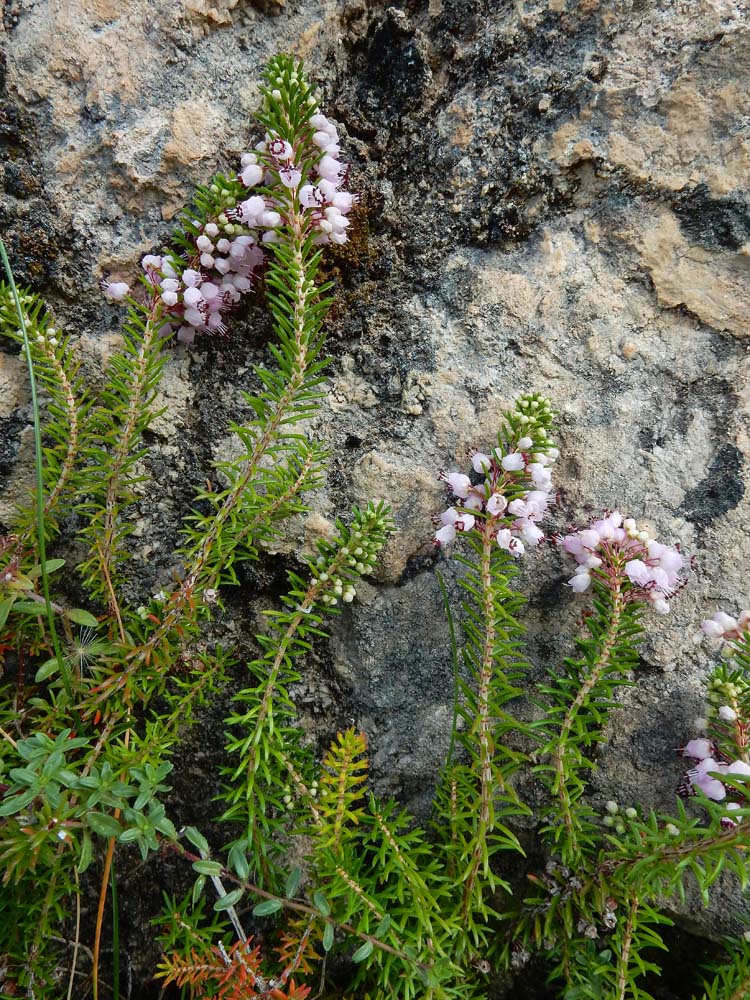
left=702, top=609, right=750, bottom=641
left=434, top=420, right=558, bottom=556
left=101, top=110, right=354, bottom=345
left=559, top=514, right=684, bottom=613
left=682, top=735, right=750, bottom=809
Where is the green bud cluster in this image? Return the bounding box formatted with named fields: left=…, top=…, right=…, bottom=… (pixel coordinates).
left=311, top=504, right=392, bottom=609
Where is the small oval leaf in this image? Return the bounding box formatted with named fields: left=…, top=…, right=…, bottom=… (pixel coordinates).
left=214, top=888, right=244, bottom=911
left=312, top=891, right=330, bottom=917
left=252, top=898, right=283, bottom=917
left=192, top=875, right=206, bottom=907
left=192, top=860, right=223, bottom=877
left=77, top=830, right=93, bottom=875
left=322, top=922, right=335, bottom=953
left=374, top=915, right=391, bottom=938
left=184, top=826, right=210, bottom=854
left=35, top=658, right=60, bottom=683
left=67, top=608, right=99, bottom=628
left=86, top=812, right=123, bottom=838
left=284, top=866, right=302, bottom=899
left=352, top=941, right=373, bottom=963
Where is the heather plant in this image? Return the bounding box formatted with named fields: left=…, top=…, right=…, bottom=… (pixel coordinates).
left=1, top=53, right=750, bottom=1000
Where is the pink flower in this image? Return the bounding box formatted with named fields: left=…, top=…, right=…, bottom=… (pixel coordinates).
left=486, top=493, right=508, bottom=516
left=268, top=137, right=293, bottom=161
left=240, top=164, right=264, bottom=187
left=434, top=523, right=456, bottom=547
left=279, top=166, right=302, bottom=189
left=702, top=611, right=740, bottom=639
left=689, top=758, right=726, bottom=801
left=625, top=560, right=651, bottom=586
left=103, top=280, right=130, bottom=302
left=441, top=472, right=472, bottom=498
left=683, top=739, right=712, bottom=760
left=318, top=154, right=342, bottom=182
left=501, top=453, right=525, bottom=472
left=569, top=570, right=591, bottom=593
left=471, top=452, right=492, bottom=473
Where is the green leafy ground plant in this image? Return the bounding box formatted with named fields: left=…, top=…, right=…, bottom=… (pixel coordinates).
left=1, top=54, right=749, bottom=1000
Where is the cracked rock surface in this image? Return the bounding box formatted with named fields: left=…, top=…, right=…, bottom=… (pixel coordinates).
left=2, top=0, right=749, bottom=993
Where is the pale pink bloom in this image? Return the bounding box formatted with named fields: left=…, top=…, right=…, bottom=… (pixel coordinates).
left=561, top=534, right=586, bottom=558
left=434, top=523, right=456, bottom=547
left=240, top=164, right=264, bottom=187
left=310, top=113, right=334, bottom=132
left=300, top=184, right=325, bottom=208
left=689, top=758, right=726, bottom=800
left=578, top=529, right=601, bottom=551
left=238, top=196, right=266, bottom=222
left=161, top=290, right=179, bottom=307
left=177, top=325, right=196, bottom=345
left=456, top=513, right=476, bottom=532
left=496, top=529, right=524, bottom=558
left=196, top=235, right=213, bottom=252
left=471, top=452, right=492, bottom=474
left=719, top=705, right=738, bottom=722
left=182, top=269, right=201, bottom=287
left=508, top=499, right=527, bottom=517
left=332, top=191, right=354, bottom=212
left=501, top=453, right=525, bottom=472
left=525, top=491, right=551, bottom=518
left=279, top=166, right=302, bottom=189
left=268, top=137, right=293, bottom=161
left=726, top=760, right=750, bottom=777
left=516, top=520, right=544, bottom=546
left=625, top=557, right=651, bottom=583
left=464, top=493, right=484, bottom=511
left=200, top=283, right=219, bottom=301
left=316, top=178, right=338, bottom=200
left=103, top=281, right=130, bottom=302
left=318, top=155, right=342, bottom=182
left=531, top=470, right=553, bottom=492
left=683, top=739, right=712, bottom=760
left=569, top=572, right=591, bottom=593
left=486, top=493, right=508, bottom=516
left=442, top=472, right=472, bottom=498
left=440, top=508, right=459, bottom=525
left=184, top=307, right=205, bottom=327
left=184, top=287, right=204, bottom=308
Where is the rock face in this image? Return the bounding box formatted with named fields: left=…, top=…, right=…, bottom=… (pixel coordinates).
left=2, top=0, right=750, bottom=993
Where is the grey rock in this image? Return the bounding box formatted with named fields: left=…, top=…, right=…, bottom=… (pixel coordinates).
left=2, top=0, right=750, bottom=992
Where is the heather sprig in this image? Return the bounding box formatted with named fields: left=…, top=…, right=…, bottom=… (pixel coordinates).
left=0, top=56, right=366, bottom=997
left=431, top=394, right=557, bottom=959
left=220, top=503, right=393, bottom=889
